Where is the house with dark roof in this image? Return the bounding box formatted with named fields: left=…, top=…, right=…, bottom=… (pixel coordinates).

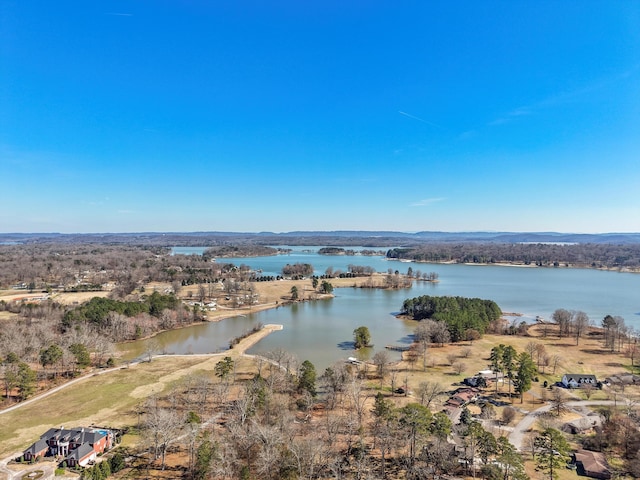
left=444, top=388, right=478, bottom=408
left=22, top=439, right=49, bottom=462
left=562, top=374, right=597, bottom=388
left=65, top=443, right=96, bottom=468
left=22, top=427, right=113, bottom=467
left=561, top=413, right=602, bottom=434
left=573, top=449, right=612, bottom=479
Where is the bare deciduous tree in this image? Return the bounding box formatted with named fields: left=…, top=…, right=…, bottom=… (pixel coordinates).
left=447, top=353, right=457, bottom=366
left=550, top=354, right=562, bottom=375
left=550, top=387, right=569, bottom=416
left=453, top=361, right=466, bottom=375
left=144, top=400, right=184, bottom=469
left=502, top=406, right=516, bottom=425
left=573, top=310, right=590, bottom=345
left=372, top=350, right=390, bottom=383
left=415, top=381, right=444, bottom=408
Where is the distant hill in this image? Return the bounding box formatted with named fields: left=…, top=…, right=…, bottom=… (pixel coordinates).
left=1, top=230, right=639, bottom=246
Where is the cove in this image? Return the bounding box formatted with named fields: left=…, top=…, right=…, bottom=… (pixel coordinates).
left=120, top=248, right=640, bottom=371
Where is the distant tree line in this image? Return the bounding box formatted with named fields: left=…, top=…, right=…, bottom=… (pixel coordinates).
left=318, top=247, right=385, bottom=256
left=401, top=295, right=502, bottom=342
left=0, top=243, right=265, bottom=293
left=387, top=243, right=640, bottom=270
left=202, top=245, right=278, bottom=259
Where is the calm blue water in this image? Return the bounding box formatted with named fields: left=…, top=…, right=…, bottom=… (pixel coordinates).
left=171, top=245, right=388, bottom=277
left=171, top=245, right=640, bottom=322
left=135, top=246, right=640, bottom=370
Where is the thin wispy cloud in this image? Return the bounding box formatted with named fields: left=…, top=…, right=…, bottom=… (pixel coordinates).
left=410, top=197, right=445, bottom=207
left=488, top=69, right=635, bottom=127
left=458, top=130, right=478, bottom=140
left=106, top=13, right=133, bottom=17
left=86, top=196, right=111, bottom=207
left=488, top=107, right=533, bottom=126
left=399, top=111, right=440, bottom=128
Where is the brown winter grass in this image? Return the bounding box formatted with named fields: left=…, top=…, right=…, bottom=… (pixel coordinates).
left=50, top=290, right=111, bottom=305
left=397, top=322, right=638, bottom=395
left=0, top=355, right=256, bottom=458
left=0, top=290, right=111, bottom=305
left=0, top=311, right=17, bottom=321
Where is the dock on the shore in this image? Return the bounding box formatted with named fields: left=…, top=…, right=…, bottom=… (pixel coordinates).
left=385, top=344, right=411, bottom=352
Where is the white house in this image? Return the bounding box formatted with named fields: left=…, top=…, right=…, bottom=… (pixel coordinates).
left=562, top=374, right=597, bottom=388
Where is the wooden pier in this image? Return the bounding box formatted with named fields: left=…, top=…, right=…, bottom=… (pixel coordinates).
left=385, top=344, right=411, bottom=352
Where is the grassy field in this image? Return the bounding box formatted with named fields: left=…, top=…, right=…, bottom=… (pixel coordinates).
left=0, top=311, right=17, bottom=321
left=0, top=355, right=242, bottom=458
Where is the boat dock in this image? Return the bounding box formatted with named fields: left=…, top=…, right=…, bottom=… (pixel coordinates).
left=385, top=344, right=411, bottom=352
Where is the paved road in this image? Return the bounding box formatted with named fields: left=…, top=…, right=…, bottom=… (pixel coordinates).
left=0, top=362, right=140, bottom=416
left=0, top=324, right=284, bottom=417
left=508, top=400, right=617, bottom=451
left=0, top=453, right=55, bottom=480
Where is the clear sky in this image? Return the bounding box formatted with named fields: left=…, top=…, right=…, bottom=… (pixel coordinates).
left=1, top=1, right=639, bottom=234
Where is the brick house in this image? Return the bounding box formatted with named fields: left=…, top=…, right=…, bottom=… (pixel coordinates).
left=22, top=427, right=113, bottom=467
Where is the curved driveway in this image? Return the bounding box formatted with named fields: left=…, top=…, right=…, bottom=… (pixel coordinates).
left=508, top=400, right=617, bottom=451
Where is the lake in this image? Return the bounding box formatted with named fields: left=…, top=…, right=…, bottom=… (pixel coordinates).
left=120, top=246, right=640, bottom=370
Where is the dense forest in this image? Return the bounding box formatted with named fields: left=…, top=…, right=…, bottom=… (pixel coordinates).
left=387, top=243, right=640, bottom=270
left=401, top=295, right=502, bottom=342
left=61, top=292, right=182, bottom=334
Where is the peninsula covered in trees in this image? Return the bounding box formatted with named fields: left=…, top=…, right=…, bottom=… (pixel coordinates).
left=318, top=247, right=386, bottom=256
left=401, top=295, right=502, bottom=342
left=202, top=245, right=281, bottom=259
left=386, top=242, right=640, bottom=271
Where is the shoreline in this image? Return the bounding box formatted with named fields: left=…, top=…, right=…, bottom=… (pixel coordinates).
left=116, top=275, right=407, bottom=357
left=390, top=258, right=640, bottom=273
left=0, top=323, right=284, bottom=416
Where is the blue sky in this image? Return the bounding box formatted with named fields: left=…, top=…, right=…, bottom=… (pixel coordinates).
left=1, top=1, right=639, bottom=233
